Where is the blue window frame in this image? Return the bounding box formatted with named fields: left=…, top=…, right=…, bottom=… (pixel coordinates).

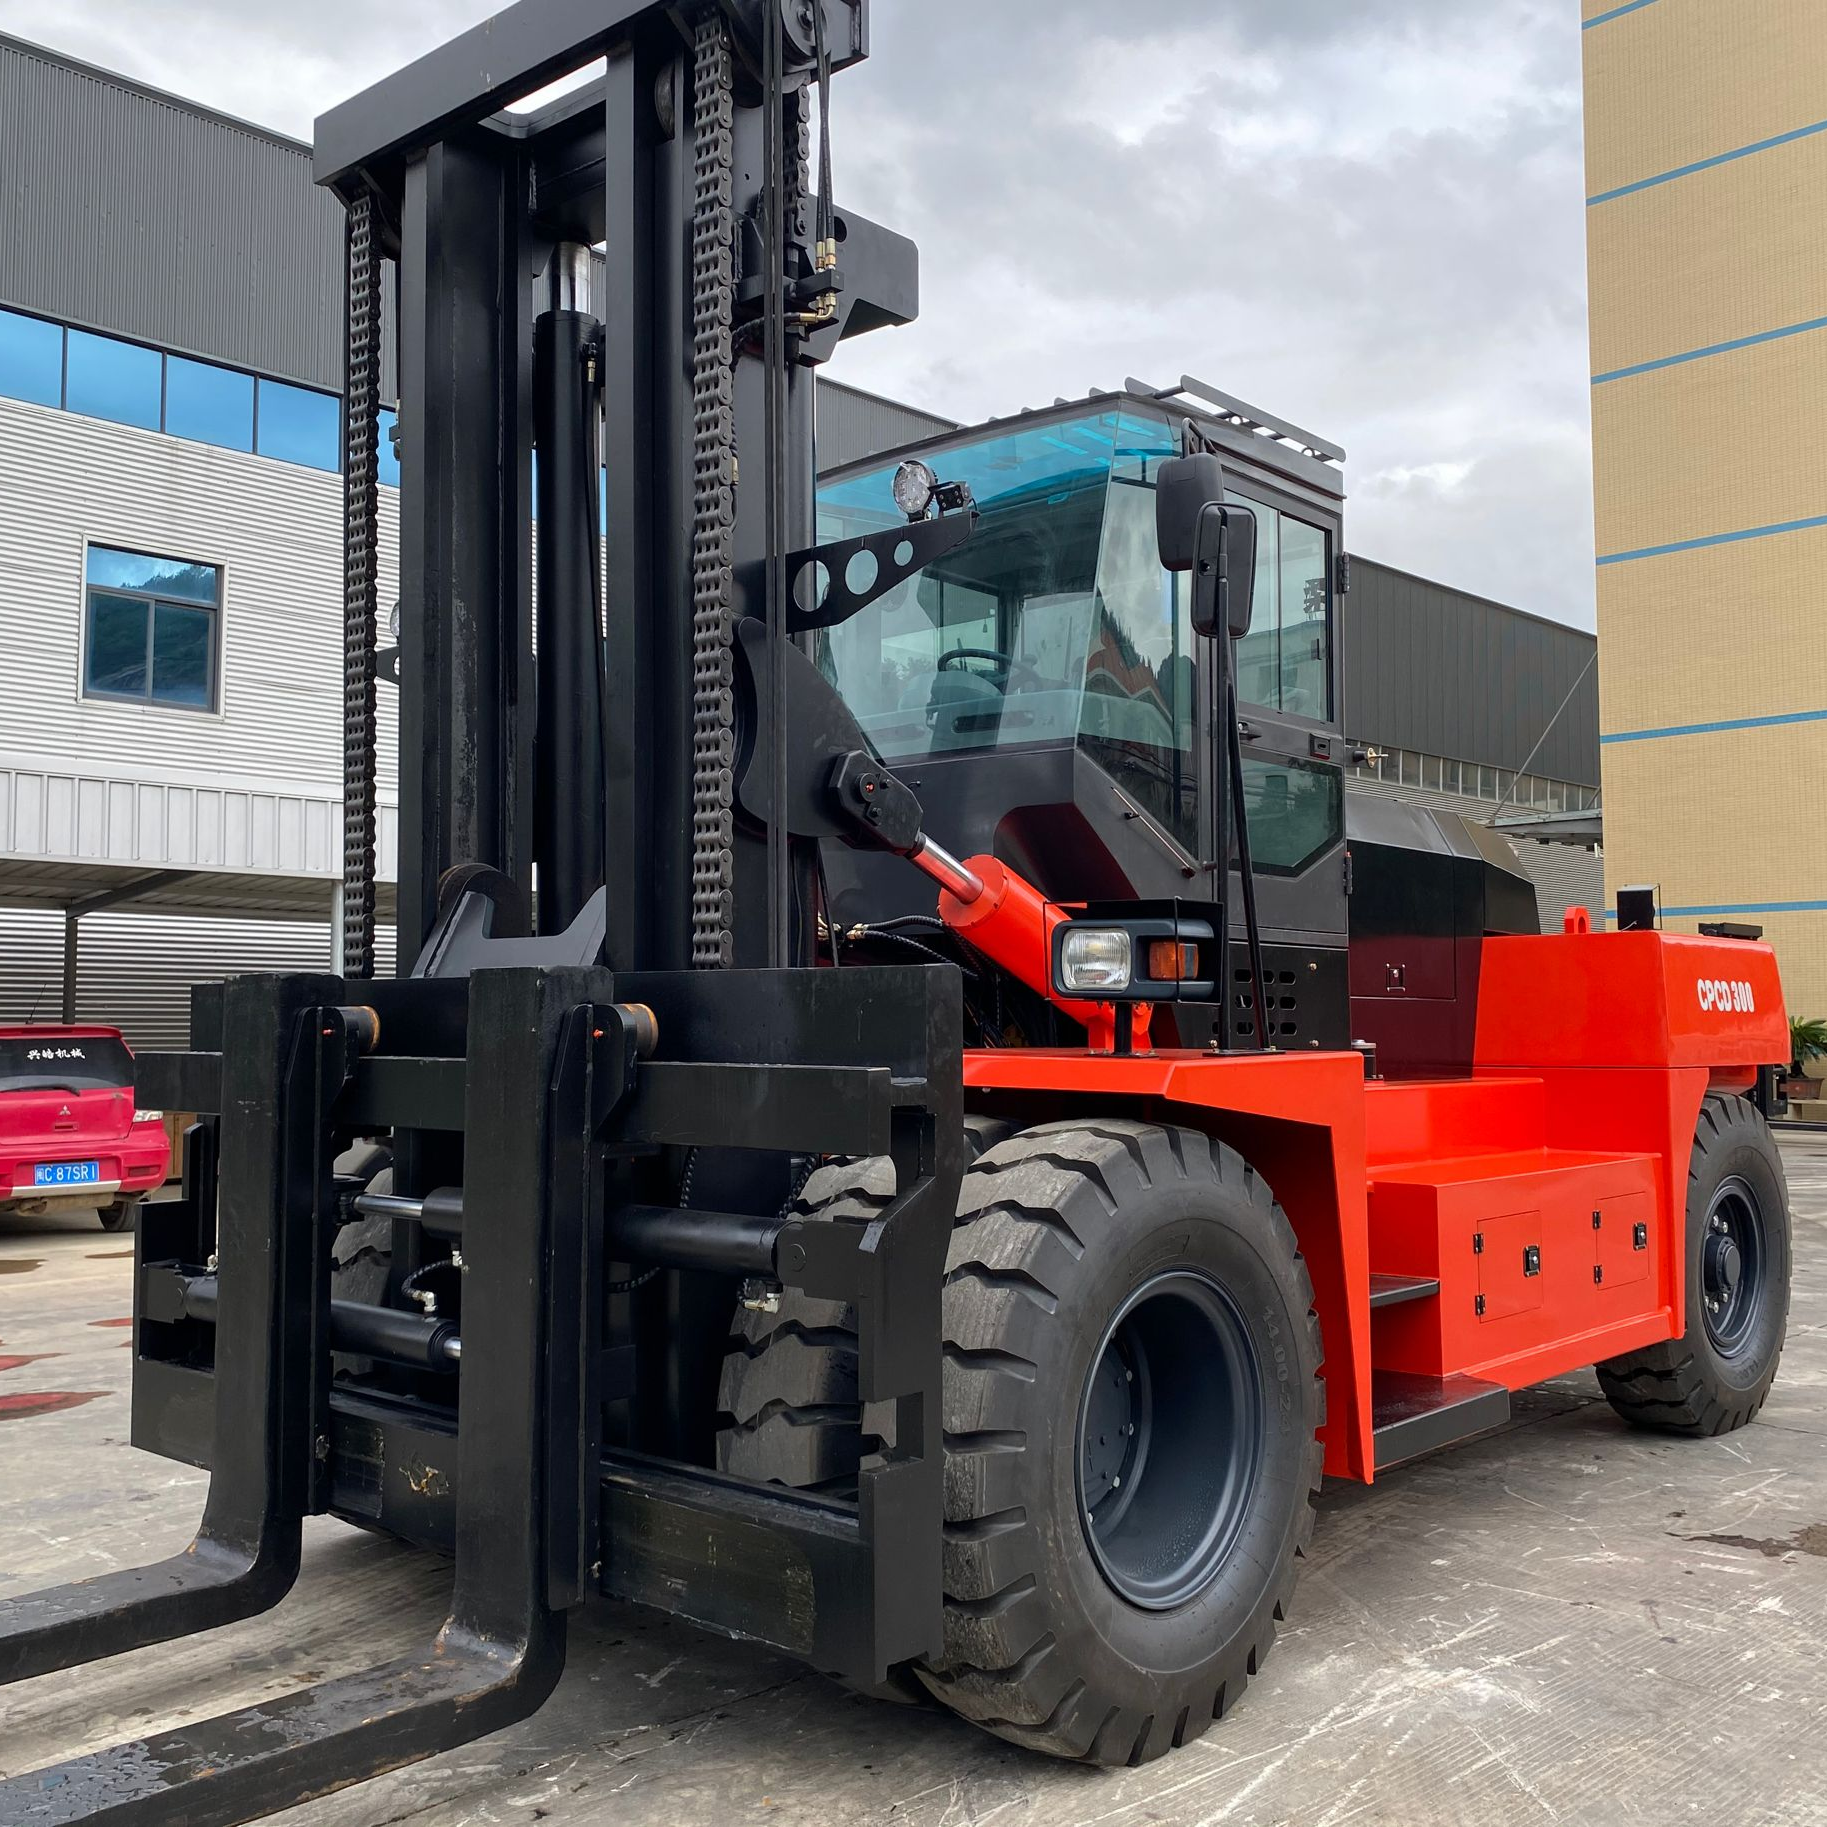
left=257, top=378, right=340, bottom=471
left=83, top=545, right=221, bottom=711
left=64, top=329, right=162, bottom=431
left=164, top=355, right=254, bottom=452
left=0, top=308, right=63, bottom=408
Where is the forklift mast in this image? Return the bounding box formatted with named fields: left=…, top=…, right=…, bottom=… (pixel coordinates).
left=0, top=7, right=971, bottom=1821
left=322, top=0, right=917, bottom=979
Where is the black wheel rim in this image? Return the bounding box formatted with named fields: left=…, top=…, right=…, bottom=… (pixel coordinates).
left=1702, top=1175, right=1767, bottom=1358
left=1074, top=1270, right=1265, bottom=1610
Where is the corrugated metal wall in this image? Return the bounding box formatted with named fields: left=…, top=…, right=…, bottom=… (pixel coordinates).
left=0, top=34, right=365, bottom=393
left=0, top=909, right=397, bottom=1051
left=817, top=381, right=957, bottom=471
left=1344, top=560, right=1599, bottom=786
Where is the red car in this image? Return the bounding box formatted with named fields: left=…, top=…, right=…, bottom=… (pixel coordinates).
left=0, top=1025, right=170, bottom=1232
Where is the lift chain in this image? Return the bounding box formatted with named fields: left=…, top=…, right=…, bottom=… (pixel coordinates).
left=340, top=190, right=383, bottom=980
left=688, top=11, right=738, bottom=968
left=786, top=73, right=811, bottom=246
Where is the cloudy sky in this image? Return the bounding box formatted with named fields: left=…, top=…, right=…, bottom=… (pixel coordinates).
left=4, top=1, right=1597, bottom=627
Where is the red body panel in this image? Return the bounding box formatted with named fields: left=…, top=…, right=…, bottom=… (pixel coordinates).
left=1474, top=931, right=1787, bottom=1070
left=957, top=900, right=1789, bottom=1485
left=0, top=1025, right=169, bottom=1209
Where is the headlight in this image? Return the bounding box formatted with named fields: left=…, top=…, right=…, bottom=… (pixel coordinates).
left=892, top=458, right=937, bottom=521
left=388, top=601, right=402, bottom=642
left=1058, top=927, right=1132, bottom=995
left=133, top=1109, right=164, bottom=1122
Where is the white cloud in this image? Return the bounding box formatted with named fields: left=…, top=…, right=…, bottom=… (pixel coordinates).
left=0, top=0, right=1597, bottom=624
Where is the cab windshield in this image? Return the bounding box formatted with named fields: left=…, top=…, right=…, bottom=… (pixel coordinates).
left=815, top=407, right=1199, bottom=851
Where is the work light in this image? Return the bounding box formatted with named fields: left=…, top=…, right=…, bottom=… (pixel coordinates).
left=892, top=458, right=938, bottom=520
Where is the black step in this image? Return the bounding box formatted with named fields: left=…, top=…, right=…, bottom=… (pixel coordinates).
left=1372, top=1370, right=1510, bottom=1470
left=1368, top=1272, right=1440, bottom=1310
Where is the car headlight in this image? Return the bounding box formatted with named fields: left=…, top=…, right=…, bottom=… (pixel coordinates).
left=133, top=1109, right=164, bottom=1122
left=1057, top=927, right=1132, bottom=995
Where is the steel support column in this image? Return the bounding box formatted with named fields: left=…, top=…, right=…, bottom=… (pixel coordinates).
left=396, top=136, right=536, bottom=963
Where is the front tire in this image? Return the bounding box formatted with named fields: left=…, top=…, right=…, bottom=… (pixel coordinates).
left=1597, top=1093, right=1790, bottom=1436
left=917, top=1120, right=1322, bottom=1765
left=716, top=1118, right=1325, bottom=1765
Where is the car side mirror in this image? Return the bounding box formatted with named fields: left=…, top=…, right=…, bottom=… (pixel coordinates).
left=1155, top=453, right=1257, bottom=640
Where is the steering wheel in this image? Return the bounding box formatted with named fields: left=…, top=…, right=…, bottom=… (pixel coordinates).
left=939, top=647, right=1043, bottom=688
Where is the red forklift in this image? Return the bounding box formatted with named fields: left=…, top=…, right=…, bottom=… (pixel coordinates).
left=0, top=1, right=1789, bottom=1818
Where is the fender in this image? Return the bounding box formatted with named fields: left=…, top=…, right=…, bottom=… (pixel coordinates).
left=963, top=1047, right=1376, bottom=1483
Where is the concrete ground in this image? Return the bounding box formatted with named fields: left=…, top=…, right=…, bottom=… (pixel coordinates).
left=3, top=1142, right=1825, bottom=1827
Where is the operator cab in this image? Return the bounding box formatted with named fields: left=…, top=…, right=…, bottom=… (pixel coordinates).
left=815, top=385, right=1354, bottom=1049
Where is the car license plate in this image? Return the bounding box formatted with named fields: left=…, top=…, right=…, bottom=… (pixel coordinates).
left=34, top=1160, right=101, bottom=1188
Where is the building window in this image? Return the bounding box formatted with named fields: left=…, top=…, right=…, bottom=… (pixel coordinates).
left=378, top=406, right=401, bottom=488
left=165, top=355, right=254, bottom=452
left=257, top=378, right=339, bottom=471
left=64, top=328, right=161, bottom=431
left=0, top=307, right=63, bottom=408
left=83, top=545, right=221, bottom=711
left=0, top=307, right=348, bottom=473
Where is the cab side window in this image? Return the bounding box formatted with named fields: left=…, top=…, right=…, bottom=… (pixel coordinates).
left=1229, top=492, right=1333, bottom=722
left=1240, top=755, right=1343, bottom=875
left=1080, top=471, right=1199, bottom=855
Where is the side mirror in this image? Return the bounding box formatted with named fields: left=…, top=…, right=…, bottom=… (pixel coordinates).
left=1155, top=453, right=1257, bottom=640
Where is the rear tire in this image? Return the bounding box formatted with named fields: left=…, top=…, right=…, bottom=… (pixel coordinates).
left=97, top=1197, right=139, bottom=1233
left=330, top=1167, right=396, bottom=1378
left=1597, top=1093, right=1790, bottom=1435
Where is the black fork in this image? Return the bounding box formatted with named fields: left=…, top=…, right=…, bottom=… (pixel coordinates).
left=0, top=968, right=610, bottom=1827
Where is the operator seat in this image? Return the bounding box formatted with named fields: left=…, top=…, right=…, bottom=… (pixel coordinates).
left=924, top=666, right=1004, bottom=750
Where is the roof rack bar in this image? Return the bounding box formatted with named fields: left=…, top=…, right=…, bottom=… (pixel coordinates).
left=1125, top=374, right=1346, bottom=466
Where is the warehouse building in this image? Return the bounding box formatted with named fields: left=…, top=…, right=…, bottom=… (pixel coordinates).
left=1583, top=0, right=1826, bottom=1018
left=0, top=32, right=1599, bottom=1046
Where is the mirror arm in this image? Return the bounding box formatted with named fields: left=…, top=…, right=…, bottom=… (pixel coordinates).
left=1191, top=502, right=1228, bottom=640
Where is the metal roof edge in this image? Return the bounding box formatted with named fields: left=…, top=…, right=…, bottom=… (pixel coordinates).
left=819, top=376, right=960, bottom=427
left=0, top=30, right=313, bottom=159
left=1348, top=555, right=1597, bottom=645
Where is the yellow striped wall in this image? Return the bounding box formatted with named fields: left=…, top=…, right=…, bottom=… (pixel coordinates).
left=1583, top=0, right=1827, bottom=1024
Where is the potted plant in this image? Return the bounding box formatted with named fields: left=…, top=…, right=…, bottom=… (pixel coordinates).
left=1781, top=1016, right=1827, bottom=1102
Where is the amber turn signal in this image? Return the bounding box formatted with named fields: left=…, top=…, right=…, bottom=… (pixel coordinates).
left=1146, top=940, right=1198, bottom=982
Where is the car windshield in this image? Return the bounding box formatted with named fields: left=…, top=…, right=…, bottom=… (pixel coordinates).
left=815, top=406, right=1201, bottom=851
left=0, top=1034, right=133, bottom=1094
